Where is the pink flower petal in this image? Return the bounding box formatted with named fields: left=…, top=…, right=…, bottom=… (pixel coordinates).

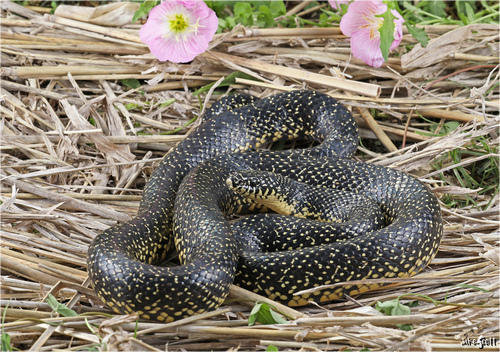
left=149, top=1, right=183, bottom=21
left=142, top=33, right=184, bottom=62
left=180, top=0, right=199, bottom=9
left=350, top=28, right=385, bottom=68
left=184, top=32, right=210, bottom=56
left=139, top=0, right=218, bottom=63
left=340, top=0, right=404, bottom=68
left=340, top=0, right=381, bottom=37
left=139, top=19, right=166, bottom=46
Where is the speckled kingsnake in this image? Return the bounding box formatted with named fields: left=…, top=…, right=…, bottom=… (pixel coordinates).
left=88, top=90, right=443, bottom=322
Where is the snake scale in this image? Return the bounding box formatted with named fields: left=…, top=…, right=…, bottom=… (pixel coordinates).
left=87, top=90, right=443, bottom=322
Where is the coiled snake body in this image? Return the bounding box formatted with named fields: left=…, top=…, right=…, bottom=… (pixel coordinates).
left=88, top=90, right=443, bottom=322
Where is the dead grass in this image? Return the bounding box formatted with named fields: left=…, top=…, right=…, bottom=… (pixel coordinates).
left=1, top=1, right=499, bottom=351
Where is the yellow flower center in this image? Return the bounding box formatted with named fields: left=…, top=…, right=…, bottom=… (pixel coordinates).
left=361, top=9, right=384, bottom=41
left=169, top=13, right=189, bottom=34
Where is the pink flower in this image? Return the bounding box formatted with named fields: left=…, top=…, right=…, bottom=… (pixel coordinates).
left=340, top=0, right=404, bottom=68
left=328, top=0, right=349, bottom=10
left=139, top=0, right=218, bottom=63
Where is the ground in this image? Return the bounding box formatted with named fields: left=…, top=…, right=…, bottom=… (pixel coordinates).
left=1, top=1, right=499, bottom=351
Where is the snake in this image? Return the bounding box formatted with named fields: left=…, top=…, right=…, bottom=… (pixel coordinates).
left=87, top=90, right=443, bottom=322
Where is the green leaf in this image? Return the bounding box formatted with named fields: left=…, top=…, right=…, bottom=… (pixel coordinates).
left=1, top=332, right=12, bottom=352
left=270, top=1, right=286, bottom=17
left=120, top=79, right=141, bottom=90
left=458, top=12, right=469, bottom=25
left=193, top=71, right=258, bottom=96
left=226, top=16, right=236, bottom=29
left=456, top=1, right=478, bottom=25
left=397, top=323, right=414, bottom=331
left=456, top=1, right=478, bottom=19
left=266, top=345, right=279, bottom=352
left=377, top=6, right=396, bottom=62
left=1, top=302, right=12, bottom=352
left=248, top=302, right=287, bottom=326
left=257, top=5, right=275, bottom=28
left=132, top=1, right=159, bottom=23
left=375, top=300, right=396, bottom=315
left=407, top=300, right=420, bottom=308
left=124, top=103, right=142, bottom=111
left=316, top=9, right=341, bottom=27
left=376, top=297, right=413, bottom=331
left=159, top=98, right=176, bottom=108
left=406, top=23, right=429, bottom=47
left=120, top=79, right=144, bottom=95
left=464, top=3, right=477, bottom=23
left=234, top=2, right=254, bottom=26
left=205, top=1, right=229, bottom=18
left=217, top=17, right=227, bottom=30
left=248, top=302, right=262, bottom=326
left=50, top=1, right=58, bottom=14
left=442, top=121, right=460, bottom=134
left=427, top=0, right=447, bottom=17
left=339, top=3, right=350, bottom=15
left=392, top=301, right=411, bottom=316
left=46, top=294, right=78, bottom=317
left=429, top=120, right=460, bottom=135
left=376, top=298, right=411, bottom=316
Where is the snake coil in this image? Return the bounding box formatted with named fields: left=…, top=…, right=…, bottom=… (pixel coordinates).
left=88, top=90, right=442, bottom=322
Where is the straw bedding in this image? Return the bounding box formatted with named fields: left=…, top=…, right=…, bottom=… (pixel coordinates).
left=1, top=2, right=498, bottom=351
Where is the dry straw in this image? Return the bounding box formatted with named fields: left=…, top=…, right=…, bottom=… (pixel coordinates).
left=1, top=1, right=499, bottom=351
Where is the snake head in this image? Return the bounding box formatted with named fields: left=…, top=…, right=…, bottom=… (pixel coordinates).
left=226, top=170, right=299, bottom=216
